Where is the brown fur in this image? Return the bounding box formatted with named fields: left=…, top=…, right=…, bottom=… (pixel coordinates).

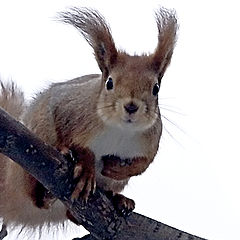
left=0, top=7, right=178, bottom=229
left=102, top=156, right=152, bottom=180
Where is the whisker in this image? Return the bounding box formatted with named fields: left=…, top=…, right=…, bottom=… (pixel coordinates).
left=159, top=106, right=186, bottom=116
left=96, top=104, right=114, bottom=110
left=159, top=102, right=183, bottom=112
left=161, top=114, right=187, bottom=135
left=97, top=104, right=116, bottom=121
left=162, top=125, right=184, bottom=148
left=159, top=97, right=176, bottom=100
left=98, top=112, right=113, bottom=123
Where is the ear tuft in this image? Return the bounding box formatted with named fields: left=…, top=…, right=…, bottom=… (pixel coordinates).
left=152, top=7, right=178, bottom=81
left=58, top=7, right=118, bottom=74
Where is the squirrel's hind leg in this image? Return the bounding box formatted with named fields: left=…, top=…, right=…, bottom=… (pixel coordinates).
left=24, top=173, right=56, bottom=209
left=106, top=191, right=135, bottom=217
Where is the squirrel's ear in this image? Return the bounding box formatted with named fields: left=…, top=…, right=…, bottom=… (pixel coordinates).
left=151, top=8, right=178, bottom=83
left=59, top=8, right=118, bottom=75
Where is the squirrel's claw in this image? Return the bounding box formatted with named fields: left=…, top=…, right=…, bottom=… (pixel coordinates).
left=112, top=193, right=135, bottom=218
left=61, top=146, right=96, bottom=202
left=69, top=147, right=96, bottom=202
left=71, top=172, right=95, bottom=202
left=71, top=162, right=96, bottom=202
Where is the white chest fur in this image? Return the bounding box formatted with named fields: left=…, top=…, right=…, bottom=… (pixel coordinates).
left=88, top=126, right=144, bottom=192
left=89, top=126, right=144, bottom=163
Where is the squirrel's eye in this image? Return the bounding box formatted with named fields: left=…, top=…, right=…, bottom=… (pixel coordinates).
left=106, top=77, right=113, bottom=90
left=152, top=83, right=160, bottom=96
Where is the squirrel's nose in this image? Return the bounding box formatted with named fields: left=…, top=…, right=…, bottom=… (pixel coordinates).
left=124, top=102, right=139, bottom=114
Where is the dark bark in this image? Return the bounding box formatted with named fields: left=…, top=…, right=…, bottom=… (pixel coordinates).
left=73, top=235, right=96, bottom=240
left=74, top=235, right=96, bottom=240
left=0, top=107, right=207, bottom=240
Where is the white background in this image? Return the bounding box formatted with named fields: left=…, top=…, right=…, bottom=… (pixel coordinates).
left=0, top=0, right=240, bottom=239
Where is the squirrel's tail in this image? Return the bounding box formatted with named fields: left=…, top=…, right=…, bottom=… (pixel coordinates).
left=0, top=81, right=25, bottom=219
left=0, top=81, right=25, bottom=120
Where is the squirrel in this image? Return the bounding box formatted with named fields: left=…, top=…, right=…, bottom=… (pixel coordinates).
left=0, top=7, right=177, bottom=229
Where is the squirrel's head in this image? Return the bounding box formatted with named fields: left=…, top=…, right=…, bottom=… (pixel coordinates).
left=59, top=7, right=178, bottom=131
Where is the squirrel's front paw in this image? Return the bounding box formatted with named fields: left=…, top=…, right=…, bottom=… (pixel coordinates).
left=101, top=155, right=132, bottom=180
left=65, top=146, right=96, bottom=202
left=71, top=160, right=96, bottom=202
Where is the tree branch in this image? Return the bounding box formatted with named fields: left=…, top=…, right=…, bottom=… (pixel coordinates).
left=0, top=107, right=207, bottom=240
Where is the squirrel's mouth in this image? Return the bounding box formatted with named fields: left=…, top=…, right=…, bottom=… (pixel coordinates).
left=121, top=115, right=137, bottom=124
left=124, top=119, right=134, bottom=124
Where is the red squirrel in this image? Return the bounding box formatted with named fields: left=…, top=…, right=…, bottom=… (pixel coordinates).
left=0, top=7, right=177, bottom=228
